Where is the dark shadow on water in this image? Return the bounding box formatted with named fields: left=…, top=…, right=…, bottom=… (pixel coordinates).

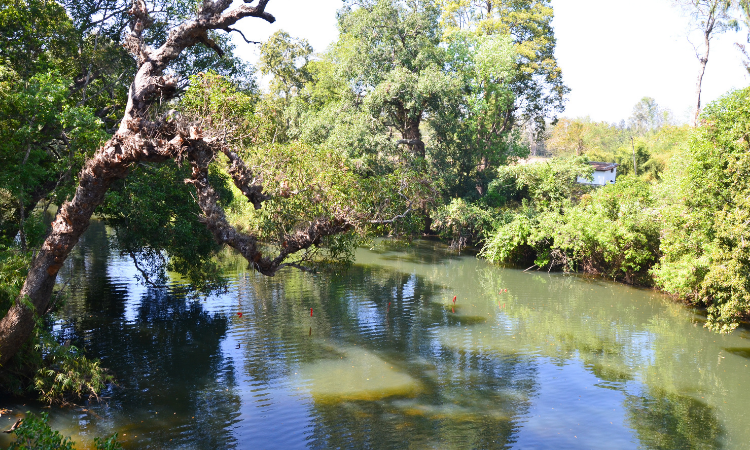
left=60, top=287, right=241, bottom=449
left=723, top=347, right=750, bottom=359
left=367, top=239, right=471, bottom=266
left=53, top=222, right=242, bottom=449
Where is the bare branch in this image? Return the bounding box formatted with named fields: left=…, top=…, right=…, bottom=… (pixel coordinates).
left=126, top=248, right=166, bottom=288
left=224, top=26, right=263, bottom=45
left=278, top=262, right=318, bottom=274
left=369, top=183, right=413, bottom=224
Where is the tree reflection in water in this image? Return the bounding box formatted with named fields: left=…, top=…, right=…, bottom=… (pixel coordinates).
left=45, top=227, right=735, bottom=449
left=626, top=387, right=722, bottom=450
left=234, top=263, right=537, bottom=449
left=55, top=221, right=240, bottom=449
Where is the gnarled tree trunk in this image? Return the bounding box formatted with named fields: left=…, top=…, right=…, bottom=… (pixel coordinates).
left=0, top=0, right=292, bottom=366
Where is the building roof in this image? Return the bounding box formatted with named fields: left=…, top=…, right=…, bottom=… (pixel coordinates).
left=588, top=161, right=619, bottom=171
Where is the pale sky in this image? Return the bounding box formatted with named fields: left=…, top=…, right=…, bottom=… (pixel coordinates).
left=231, top=0, right=749, bottom=125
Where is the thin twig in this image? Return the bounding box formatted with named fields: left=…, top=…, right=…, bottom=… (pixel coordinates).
left=224, top=27, right=262, bottom=44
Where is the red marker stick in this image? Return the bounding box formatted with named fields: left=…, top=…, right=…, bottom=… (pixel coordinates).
left=310, top=308, right=313, bottom=317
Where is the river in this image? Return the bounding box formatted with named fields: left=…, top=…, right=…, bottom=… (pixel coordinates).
left=1, top=220, right=749, bottom=449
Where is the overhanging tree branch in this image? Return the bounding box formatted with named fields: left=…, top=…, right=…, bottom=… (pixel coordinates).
left=0, top=0, right=278, bottom=366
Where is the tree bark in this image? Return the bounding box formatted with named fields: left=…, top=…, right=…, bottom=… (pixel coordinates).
left=690, top=0, right=720, bottom=127
left=693, top=35, right=710, bottom=127
left=401, top=118, right=425, bottom=159
left=0, top=0, right=279, bottom=366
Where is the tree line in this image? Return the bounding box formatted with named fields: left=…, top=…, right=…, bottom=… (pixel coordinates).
left=2, top=0, right=750, bottom=414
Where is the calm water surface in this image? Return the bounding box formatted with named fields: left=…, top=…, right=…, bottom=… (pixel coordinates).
left=1, top=221, right=749, bottom=449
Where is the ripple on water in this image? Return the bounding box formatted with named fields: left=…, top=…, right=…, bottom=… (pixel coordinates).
left=14, top=228, right=750, bottom=449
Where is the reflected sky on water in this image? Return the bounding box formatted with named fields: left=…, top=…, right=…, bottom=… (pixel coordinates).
left=0, top=221, right=748, bottom=449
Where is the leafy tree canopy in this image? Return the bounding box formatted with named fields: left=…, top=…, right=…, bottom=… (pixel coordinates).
left=439, top=0, right=569, bottom=131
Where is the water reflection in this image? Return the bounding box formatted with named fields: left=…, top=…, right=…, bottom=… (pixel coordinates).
left=626, top=387, right=722, bottom=450
left=1, top=226, right=748, bottom=449
left=52, top=222, right=240, bottom=449
left=230, top=262, right=536, bottom=449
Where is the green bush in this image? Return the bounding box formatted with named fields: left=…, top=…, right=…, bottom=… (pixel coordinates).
left=482, top=176, right=660, bottom=285
left=488, top=156, right=593, bottom=209
left=34, top=329, right=114, bottom=405
left=430, top=198, right=497, bottom=249
left=7, top=412, right=74, bottom=450
left=653, top=87, right=750, bottom=332
left=479, top=205, right=537, bottom=265
left=0, top=247, right=30, bottom=316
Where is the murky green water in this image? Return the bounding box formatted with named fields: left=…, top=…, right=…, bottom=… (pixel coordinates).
left=1, top=221, right=750, bottom=449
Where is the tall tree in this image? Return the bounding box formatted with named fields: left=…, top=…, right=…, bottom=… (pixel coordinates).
left=675, top=0, right=739, bottom=126
left=0, top=0, right=106, bottom=247
left=259, top=30, right=313, bottom=98
left=289, top=0, right=522, bottom=197
left=628, top=97, right=668, bottom=135
left=439, top=0, right=569, bottom=131
left=333, top=0, right=456, bottom=160
left=430, top=31, right=521, bottom=196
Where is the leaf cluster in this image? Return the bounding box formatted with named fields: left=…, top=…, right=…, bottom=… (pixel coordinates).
left=33, top=328, right=114, bottom=406
left=7, top=411, right=121, bottom=450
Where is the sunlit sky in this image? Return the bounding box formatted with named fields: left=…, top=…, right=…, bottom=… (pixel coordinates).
left=230, top=0, right=749, bottom=124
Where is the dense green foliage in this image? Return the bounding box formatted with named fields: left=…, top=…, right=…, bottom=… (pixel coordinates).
left=654, top=87, right=750, bottom=332
left=33, top=328, right=114, bottom=405
left=483, top=174, right=660, bottom=285
left=278, top=0, right=541, bottom=199
left=440, top=0, right=568, bottom=130
left=179, top=71, right=434, bottom=269
left=7, top=412, right=75, bottom=450
left=431, top=198, right=497, bottom=249
left=475, top=88, right=750, bottom=331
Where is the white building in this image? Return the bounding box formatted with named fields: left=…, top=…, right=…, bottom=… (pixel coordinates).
left=577, top=162, right=618, bottom=186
